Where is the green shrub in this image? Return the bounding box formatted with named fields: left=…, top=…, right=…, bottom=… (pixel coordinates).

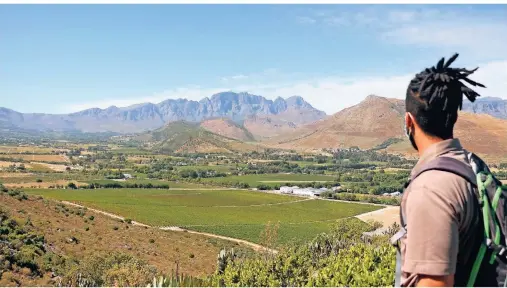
left=256, top=184, right=269, bottom=191
left=61, top=252, right=157, bottom=287
left=210, top=218, right=396, bottom=287
left=89, top=215, right=95, bottom=221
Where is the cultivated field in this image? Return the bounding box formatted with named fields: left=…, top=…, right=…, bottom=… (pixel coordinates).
left=30, top=161, right=70, bottom=171
left=24, top=188, right=379, bottom=244
left=0, top=145, right=57, bottom=153
left=2, top=154, right=68, bottom=163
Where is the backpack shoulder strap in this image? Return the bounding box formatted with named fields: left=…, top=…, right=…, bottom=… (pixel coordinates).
left=411, top=157, right=478, bottom=187
left=400, top=156, right=477, bottom=228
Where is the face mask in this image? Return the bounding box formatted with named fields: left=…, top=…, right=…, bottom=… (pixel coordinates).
left=404, top=121, right=418, bottom=151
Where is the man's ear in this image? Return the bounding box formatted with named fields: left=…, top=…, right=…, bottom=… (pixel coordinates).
left=405, top=112, right=413, bottom=132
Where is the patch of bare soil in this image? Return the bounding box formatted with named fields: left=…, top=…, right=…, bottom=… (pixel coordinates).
left=355, top=206, right=400, bottom=228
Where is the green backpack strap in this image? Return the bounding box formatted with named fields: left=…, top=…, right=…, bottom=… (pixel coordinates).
left=467, top=173, right=506, bottom=287
left=467, top=173, right=493, bottom=287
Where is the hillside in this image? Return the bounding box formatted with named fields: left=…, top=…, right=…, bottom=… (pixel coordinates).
left=269, top=95, right=507, bottom=158
left=243, top=115, right=298, bottom=140
left=137, top=121, right=258, bottom=153
left=200, top=118, right=255, bottom=142
left=269, top=95, right=405, bottom=150
left=0, top=93, right=326, bottom=134
left=0, top=189, right=246, bottom=286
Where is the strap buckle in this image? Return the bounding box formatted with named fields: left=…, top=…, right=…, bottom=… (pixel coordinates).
left=485, top=239, right=507, bottom=263
left=390, top=227, right=407, bottom=249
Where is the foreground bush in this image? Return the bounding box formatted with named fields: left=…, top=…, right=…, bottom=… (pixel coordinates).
left=209, top=218, right=396, bottom=287
left=0, top=206, right=68, bottom=286
left=60, top=253, right=157, bottom=287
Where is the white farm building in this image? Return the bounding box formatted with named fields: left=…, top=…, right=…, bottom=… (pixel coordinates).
left=279, top=186, right=300, bottom=194
left=293, top=188, right=321, bottom=197
left=279, top=186, right=322, bottom=197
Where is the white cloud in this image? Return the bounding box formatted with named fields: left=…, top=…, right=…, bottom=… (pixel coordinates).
left=64, top=59, right=507, bottom=116
left=301, top=6, right=507, bottom=58
left=387, top=10, right=416, bottom=23
left=297, top=16, right=317, bottom=24
left=381, top=21, right=507, bottom=58
left=221, top=74, right=248, bottom=82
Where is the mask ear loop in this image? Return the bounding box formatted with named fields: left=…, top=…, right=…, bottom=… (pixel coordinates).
left=403, top=115, right=411, bottom=139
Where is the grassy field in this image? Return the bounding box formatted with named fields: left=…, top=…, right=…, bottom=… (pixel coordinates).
left=24, top=188, right=378, bottom=244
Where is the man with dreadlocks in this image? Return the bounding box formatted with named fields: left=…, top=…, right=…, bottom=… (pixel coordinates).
left=392, top=53, right=504, bottom=287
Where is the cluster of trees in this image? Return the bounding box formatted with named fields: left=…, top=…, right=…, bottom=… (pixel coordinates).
left=341, top=182, right=402, bottom=195
left=331, top=192, right=401, bottom=205
left=233, top=161, right=390, bottom=176
left=80, top=182, right=170, bottom=189
left=104, top=171, right=126, bottom=179
left=179, top=169, right=227, bottom=179
left=191, top=178, right=251, bottom=189
left=330, top=149, right=416, bottom=168
left=236, top=161, right=302, bottom=175
left=336, top=170, right=408, bottom=195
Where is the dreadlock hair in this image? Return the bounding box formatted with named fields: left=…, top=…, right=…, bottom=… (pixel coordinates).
left=406, top=53, right=486, bottom=139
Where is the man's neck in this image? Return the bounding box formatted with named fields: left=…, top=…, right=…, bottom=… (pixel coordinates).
left=417, top=136, right=448, bottom=157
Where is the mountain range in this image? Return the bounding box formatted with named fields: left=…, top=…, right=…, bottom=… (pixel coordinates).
left=0, top=92, right=326, bottom=135
left=462, top=97, right=507, bottom=119
left=2, top=92, right=507, bottom=158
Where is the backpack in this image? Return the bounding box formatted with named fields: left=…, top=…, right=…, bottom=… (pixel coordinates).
left=391, top=152, right=507, bottom=287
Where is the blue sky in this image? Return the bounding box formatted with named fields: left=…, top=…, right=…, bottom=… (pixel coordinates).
left=1, top=4, right=506, bottom=114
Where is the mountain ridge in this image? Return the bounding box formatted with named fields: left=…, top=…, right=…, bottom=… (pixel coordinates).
left=462, top=97, right=507, bottom=119
left=0, top=92, right=326, bottom=134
